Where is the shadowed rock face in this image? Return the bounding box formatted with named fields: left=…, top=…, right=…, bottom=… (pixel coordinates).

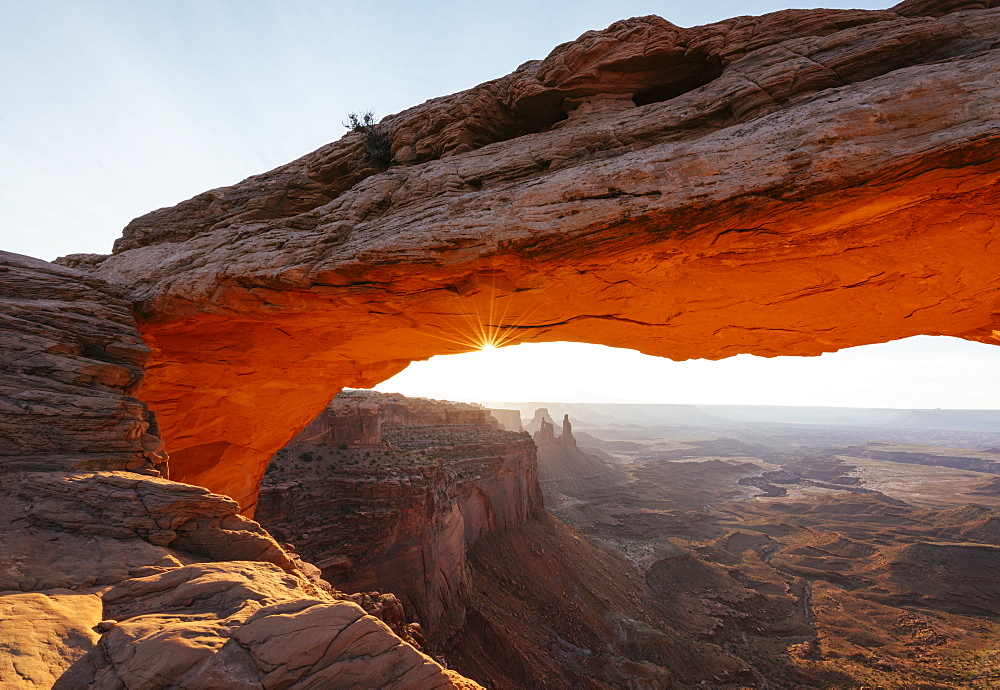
left=257, top=392, right=542, bottom=631
left=0, top=251, right=164, bottom=475
left=80, top=0, right=1000, bottom=510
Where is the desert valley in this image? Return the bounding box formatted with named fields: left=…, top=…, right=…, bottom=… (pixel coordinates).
left=251, top=391, right=1000, bottom=687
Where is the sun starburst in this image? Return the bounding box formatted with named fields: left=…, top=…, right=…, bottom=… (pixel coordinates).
left=427, top=275, right=540, bottom=353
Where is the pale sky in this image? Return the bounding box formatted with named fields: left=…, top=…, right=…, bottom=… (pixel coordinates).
left=5, top=0, right=997, bottom=410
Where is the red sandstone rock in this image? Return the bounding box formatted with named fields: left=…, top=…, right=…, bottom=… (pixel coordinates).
left=438, top=512, right=681, bottom=688
left=291, top=390, right=499, bottom=449
left=488, top=408, right=523, bottom=432
left=81, top=4, right=1000, bottom=513
left=16, top=470, right=293, bottom=568
left=0, top=251, right=164, bottom=475
left=257, top=393, right=542, bottom=630
left=532, top=412, right=616, bottom=486
left=1, top=471, right=476, bottom=689
left=0, top=257, right=482, bottom=688
left=0, top=592, right=102, bottom=687
left=54, top=562, right=476, bottom=689
left=257, top=394, right=682, bottom=687
left=533, top=416, right=557, bottom=445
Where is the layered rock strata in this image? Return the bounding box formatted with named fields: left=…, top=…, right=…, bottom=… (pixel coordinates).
left=1, top=468, right=480, bottom=689
left=0, top=254, right=479, bottom=689
left=256, top=393, right=683, bottom=688
left=0, top=251, right=164, bottom=475
left=73, top=0, right=1000, bottom=510
left=290, top=390, right=501, bottom=451
left=487, top=408, right=523, bottom=432
left=256, top=391, right=543, bottom=630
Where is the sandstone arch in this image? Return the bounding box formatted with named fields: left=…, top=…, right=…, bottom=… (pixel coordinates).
left=79, top=0, right=1000, bottom=513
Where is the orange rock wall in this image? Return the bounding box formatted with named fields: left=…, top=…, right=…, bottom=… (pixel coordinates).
left=138, top=158, right=1000, bottom=511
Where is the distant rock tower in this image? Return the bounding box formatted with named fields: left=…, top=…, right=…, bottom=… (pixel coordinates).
left=560, top=414, right=576, bottom=447
left=533, top=417, right=557, bottom=445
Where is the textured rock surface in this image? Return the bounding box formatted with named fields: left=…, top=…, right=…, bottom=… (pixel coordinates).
left=0, top=251, right=164, bottom=475
left=0, top=592, right=102, bottom=688
left=54, top=562, right=478, bottom=689
left=531, top=411, right=618, bottom=488
left=79, top=1, right=1000, bottom=510
left=437, top=513, right=684, bottom=688
left=0, top=257, right=480, bottom=689
left=0, top=470, right=292, bottom=595
left=290, top=391, right=499, bottom=450
left=257, top=392, right=542, bottom=629
left=1, top=470, right=477, bottom=689
left=13, top=471, right=293, bottom=569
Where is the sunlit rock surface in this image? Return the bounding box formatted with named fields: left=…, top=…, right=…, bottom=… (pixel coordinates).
left=80, top=1, right=1000, bottom=510
left=0, top=255, right=479, bottom=689
left=54, top=563, right=480, bottom=689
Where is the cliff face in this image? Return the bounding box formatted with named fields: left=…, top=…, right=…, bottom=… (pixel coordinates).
left=256, top=391, right=542, bottom=630
left=256, top=393, right=686, bottom=688
left=66, top=0, right=1000, bottom=511
left=525, top=408, right=556, bottom=436
left=488, top=408, right=523, bottom=432
left=0, top=253, right=480, bottom=689
left=291, top=395, right=384, bottom=447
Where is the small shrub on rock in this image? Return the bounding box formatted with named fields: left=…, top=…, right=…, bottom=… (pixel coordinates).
left=344, top=110, right=392, bottom=168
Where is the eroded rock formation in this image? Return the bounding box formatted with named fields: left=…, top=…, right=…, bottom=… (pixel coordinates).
left=525, top=408, right=556, bottom=436
left=255, top=393, right=682, bottom=688
left=1, top=251, right=164, bottom=476
left=256, top=391, right=542, bottom=630
left=68, top=0, right=1000, bottom=511
left=530, top=411, right=621, bottom=497
left=0, top=253, right=480, bottom=689
left=9, top=3, right=1000, bottom=684
left=487, top=408, right=523, bottom=432
left=533, top=416, right=557, bottom=445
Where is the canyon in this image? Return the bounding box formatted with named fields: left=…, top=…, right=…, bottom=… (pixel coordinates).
left=4, top=0, right=1000, bottom=686
left=257, top=391, right=1000, bottom=687
left=510, top=401, right=1000, bottom=686
left=0, top=251, right=480, bottom=688
left=255, top=393, right=681, bottom=688
left=257, top=391, right=542, bottom=631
